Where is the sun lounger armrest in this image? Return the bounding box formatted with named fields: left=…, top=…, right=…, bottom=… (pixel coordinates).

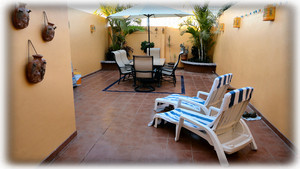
left=197, top=91, right=209, bottom=98
left=180, top=114, right=211, bottom=131
left=207, top=106, right=220, bottom=116
left=178, top=97, right=209, bottom=115
left=178, top=97, right=203, bottom=107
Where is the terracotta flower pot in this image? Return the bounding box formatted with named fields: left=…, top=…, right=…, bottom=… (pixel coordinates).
left=181, top=53, right=188, bottom=61
left=26, top=54, right=46, bottom=83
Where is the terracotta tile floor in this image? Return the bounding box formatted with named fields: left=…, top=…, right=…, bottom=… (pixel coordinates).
left=50, top=70, right=295, bottom=165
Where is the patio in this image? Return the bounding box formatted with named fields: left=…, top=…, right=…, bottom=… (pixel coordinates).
left=50, top=70, right=294, bottom=164
left=8, top=2, right=296, bottom=166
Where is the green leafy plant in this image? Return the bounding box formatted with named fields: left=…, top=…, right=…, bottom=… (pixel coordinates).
left=105, top=47, right=115, bottom=61
left=94, top=5, right=145, bottom=59
left=140, top=41, right=154, bottom=53
left=179, top=3, right=232, bottom=63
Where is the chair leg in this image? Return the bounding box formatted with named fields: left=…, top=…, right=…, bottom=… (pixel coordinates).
left=175, top=117, right=184, bottom=141
left=133, top=76, right=136, bottom=87
left=118, top=73, right=122, bottom=84
left=173, top=74, right=176, bottom=86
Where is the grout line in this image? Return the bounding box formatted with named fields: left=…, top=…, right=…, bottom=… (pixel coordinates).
left=102, top=127, right=109, bottom=135
left=80, top=125, right=110, bottom=163
left=70, top=70, right=293, bottom=164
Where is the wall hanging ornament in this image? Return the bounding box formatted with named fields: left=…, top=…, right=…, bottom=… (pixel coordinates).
left=42, top=11, right=56, bottom=41
left=26, top=40, right=46, bottom=83
left=219, top=23, right=225, bottom=32
left=90, top=25, right=95, bottom=33
left=263, top=5, right=276, bottom=21
left=12, top=3, right=31, bottom=29
left=233, top=17, right=241, bottom=28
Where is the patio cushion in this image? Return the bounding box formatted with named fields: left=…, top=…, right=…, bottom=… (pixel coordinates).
left=156, top=94, right=205, bottom=111
left=150, top=108, right=216, bottom=129
left=154, top=73, right=233, bottom=114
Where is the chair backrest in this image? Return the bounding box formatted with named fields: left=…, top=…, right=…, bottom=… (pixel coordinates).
left=112, top=51, right=125, bottom=68
left=204, top=73, right=233, bottom=108
left=147, top=48, right=160, bottom=60
left=119, top=50, right=130, bottom=65
left=133, top=55, right=153, bottom=79
left=212, top=87, right=254, bottom=135
left=173, top=51, right=183, bottom=69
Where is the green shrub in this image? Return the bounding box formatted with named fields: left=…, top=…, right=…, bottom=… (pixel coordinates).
left=140, top=41, right=154, bottom=53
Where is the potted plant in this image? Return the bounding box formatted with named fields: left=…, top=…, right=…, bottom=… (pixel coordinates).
left=180, top=43, right=189, bottom=61
left=141, top=41, right=154, bottom=53
left=179, top=3, right=232, bottom=63
left=95, top=5, right=144, bottom=60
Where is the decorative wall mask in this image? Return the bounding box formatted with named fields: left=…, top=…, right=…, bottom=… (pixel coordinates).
left=26, top=40, right=46, bottom=83
left=42, top=11, right=56, bottom=41
left=12, top=3, right=31, bottom=29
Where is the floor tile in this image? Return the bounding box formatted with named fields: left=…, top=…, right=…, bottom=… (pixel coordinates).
left=50, top=70, right=294, bottom=166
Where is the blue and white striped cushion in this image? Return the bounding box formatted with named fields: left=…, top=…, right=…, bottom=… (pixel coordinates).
left=161, top=94, right=205, bottom=111
left=214, top=73, right=233, bottom=90
left=156, top=73, right=232, bottom=112
left=222, top=87, right=254, bottom=110
left=155, top=108, right=216, bottom=129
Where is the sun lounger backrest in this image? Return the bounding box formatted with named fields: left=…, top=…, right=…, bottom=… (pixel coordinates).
left=205, top=73, right=233, bottom=108
left=212, top=87, right=254, bottom=135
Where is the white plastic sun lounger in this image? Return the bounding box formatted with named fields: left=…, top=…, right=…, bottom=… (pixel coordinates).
left=151, top=87, right=257, bottom=166
left=154, top=73, right=233, bottom=115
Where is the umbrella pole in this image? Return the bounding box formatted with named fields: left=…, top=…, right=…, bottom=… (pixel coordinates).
left=147, top=15, right=150, bottom=55
left=145, top=14, right=153, bottom=56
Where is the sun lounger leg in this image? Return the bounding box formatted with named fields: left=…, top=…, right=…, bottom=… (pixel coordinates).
left=154, top=117, right=158, bottom=128
left=215, top=146, right=229, bottom=166
left=250, top=139, right=258, bottom=150
left=154, top=100, right=158, bottom=111
left=175, top=117, right=184, bottom=141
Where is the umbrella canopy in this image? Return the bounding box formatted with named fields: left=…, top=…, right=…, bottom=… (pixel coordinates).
left=108, top=4, right=192, bottom=54
left=108, top=4, right=192, bottom=19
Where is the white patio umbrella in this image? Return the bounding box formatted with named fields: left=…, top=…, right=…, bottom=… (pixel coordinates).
left=108, top=4, right=193, bottom=54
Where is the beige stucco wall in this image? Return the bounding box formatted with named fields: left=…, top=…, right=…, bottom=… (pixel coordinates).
left=68, top=8, right=108, bottom=76
left=9, top=5, right=76, bottom=162
left=125, top=26, right=193, bottom=67
left=213, top=4, right=293, bottom=141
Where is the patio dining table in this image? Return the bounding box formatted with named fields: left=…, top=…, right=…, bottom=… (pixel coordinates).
left=130, top=58, right=165, bottom=67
